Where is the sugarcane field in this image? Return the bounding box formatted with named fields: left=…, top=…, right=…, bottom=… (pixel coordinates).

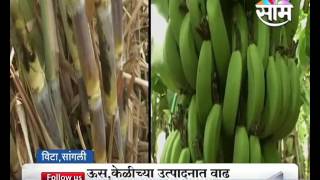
left=10, top=0, right=149, bottom=178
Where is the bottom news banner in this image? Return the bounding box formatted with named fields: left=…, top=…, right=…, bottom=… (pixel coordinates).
left=22, top=163, right=298, bottom=180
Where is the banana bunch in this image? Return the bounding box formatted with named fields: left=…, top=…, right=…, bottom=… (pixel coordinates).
left=154, top=0, right=303, bottom=164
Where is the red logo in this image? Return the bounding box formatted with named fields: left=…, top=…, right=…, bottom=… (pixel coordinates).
left=41, top=172, right=85, bottom=180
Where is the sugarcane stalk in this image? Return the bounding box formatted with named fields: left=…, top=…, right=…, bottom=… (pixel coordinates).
left=58, top=0, right=91, bottom=127
left=40, top=0, right=66, bottom=146
left=40, top=0, right=59, bottom=82
left=96, top=0, right=124, bottom=162
left=96, top=0, right=118, bottom=123
left=24, top=55, right=65, bottom=149
left=67, top=0, right=107, bottom=163
left=11, top=2, right=65, bottom=149
left=111, top=0, right=123, bottom=61
left=13, top=0, right=45, bottom=65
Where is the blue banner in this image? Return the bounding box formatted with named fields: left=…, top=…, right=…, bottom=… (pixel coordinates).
left=36, top=150, right=94, bottom=163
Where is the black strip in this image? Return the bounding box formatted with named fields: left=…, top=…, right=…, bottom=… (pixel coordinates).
left=148, top=0, right=152, bottom=163
left=310, top=0, right=320, bottom=179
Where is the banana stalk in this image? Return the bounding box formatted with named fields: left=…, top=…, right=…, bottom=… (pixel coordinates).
left=67, top=0, right=107, bottom=163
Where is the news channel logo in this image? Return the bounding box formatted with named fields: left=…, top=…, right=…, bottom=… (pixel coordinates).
left=256, top=0, right=294, bottom=27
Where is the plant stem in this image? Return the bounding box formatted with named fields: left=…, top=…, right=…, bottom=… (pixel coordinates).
left=11, top=2, right=65, bottom=149
left=111, top=0, right=123, bottom=60
left=40, top=0, right=66, bottom=147
left=68, top=0, right=107, bottom=162
left=96, top=0, right=124, bottom=162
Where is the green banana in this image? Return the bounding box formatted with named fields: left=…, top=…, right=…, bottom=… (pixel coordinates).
left=203, top=104, right=222, bottom=163
left=233, top=126, right=249, bottom=163
left=188, top=0, right=203, bottom=53
left=272, top=54, right=290, bottom=133
left=196, top=41, right=213, bottom=127
left=222, top=51, right=242, bottom=137
left=232, top=3, right=249, bottom=62
left=160, top=130, right=177, bottom=163
left=178, top=148, right=191, bottom=163
left=179, top=13, right=199, bottom=90
left=164, top=130, right=179, bottom=163
left=271, top=59, right=301, bottom=140
left=168, top=0, right=186, bottom=44
left=246, top=44, right=265, bottom=133
left=188, top=96, right=201, bottom=162
left=232, top=3, right=249, bottom=127
left=262, top=141, right=281, bottom=163
left=249, top=135, right=262, bottom=163
left=170, top=131, right=182, bottom=163
left=207, top=0, right=231, bottom=91
left=260, top=56, right=281, bottom=138
left=164, top=21, right=190, bottom=91
left=255, top=15, right=270, bottom=69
